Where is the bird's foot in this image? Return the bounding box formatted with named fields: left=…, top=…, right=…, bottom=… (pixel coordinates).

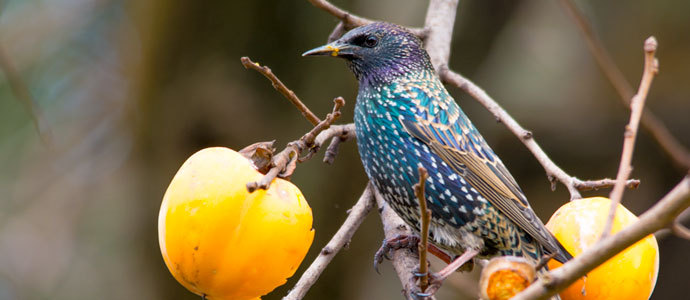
left=374, top=235, right=420, bottom=274
left=408, top=272, right=442, bottom=300
left=374, top=235, right=458, bottom=274
left=408, top=249, right=481, bottom=299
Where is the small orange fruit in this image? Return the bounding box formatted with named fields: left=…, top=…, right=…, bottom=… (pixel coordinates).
left=546, top=197, right=659, bottom=300
left=158, top=147, right=314, bottom=300
left=479, top=256, right=536, bottom=300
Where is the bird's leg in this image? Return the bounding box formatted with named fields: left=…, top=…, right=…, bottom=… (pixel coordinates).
left=415, top=248, right=480, bottom=298
left=374, top=235, right=455, bottom=273
left=374, top=235, right=419, bottom=273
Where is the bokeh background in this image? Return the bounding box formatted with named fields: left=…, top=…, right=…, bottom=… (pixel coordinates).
left=1, top=0, right=688, bottom=299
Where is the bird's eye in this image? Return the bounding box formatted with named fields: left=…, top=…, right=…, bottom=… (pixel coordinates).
left=364, top=35, right=378, bottom=48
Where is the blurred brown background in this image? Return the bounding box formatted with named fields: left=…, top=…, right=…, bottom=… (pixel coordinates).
left=0, top=0, right=688, bottom=299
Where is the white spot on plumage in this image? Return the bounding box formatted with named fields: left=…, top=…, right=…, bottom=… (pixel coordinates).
left=472, top=207, right=484, bottom=216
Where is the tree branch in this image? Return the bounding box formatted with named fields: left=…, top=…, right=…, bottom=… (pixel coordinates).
left=574, top=178, right=639, bottom=191
left=602, top=37, right=659, bottom=239
left=313, top=123, right=356, bottom=164
left=246, top=97, right=344, bottom=192
left=512, top=176, right=690, bottom=300
left=670, top=220, right=690, bottom=240
left=440, top=68, right=642, bottom=200
left=374, top=186, right=437, bottom=300
left=283, top=185, right=376, bottom=300
left=241, top=56, right=321, bottom=126
left=307, top=0, right=427, bottom=37
left=559, top=0, right=690, bottom=170
left=423, top=0, right=459, bottom=71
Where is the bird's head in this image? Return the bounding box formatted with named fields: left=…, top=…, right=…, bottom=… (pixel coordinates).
left=303, top=22, right=432, bottom=85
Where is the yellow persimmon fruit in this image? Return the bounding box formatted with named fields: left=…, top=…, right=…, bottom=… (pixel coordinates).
left=158, top=147, right=315, bottom=300
left=546, top=197, right=659, bottom=300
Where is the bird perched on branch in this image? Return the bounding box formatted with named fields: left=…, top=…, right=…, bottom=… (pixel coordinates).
left=304, top=22, right=572, bottom=296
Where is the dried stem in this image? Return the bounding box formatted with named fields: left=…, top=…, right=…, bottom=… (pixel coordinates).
left=559, top=0, right=690, bottom=170
left=374, top=187, right=437, bottom=300
left=307, top=0, right=427, bottom=37
left=512, top=176, right=690, bottom=300
left=241, top=56, right=321, bottom=126
left=414, top=167, right=431, bottom=292
left=246, top=97, right=345, bottom=192
left=601, top=37, right=659, bottom=239
left=283, top=186, right=376, bottom=300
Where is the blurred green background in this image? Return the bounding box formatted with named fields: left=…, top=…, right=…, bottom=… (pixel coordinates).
left=0, top=0, right=688, bottom=299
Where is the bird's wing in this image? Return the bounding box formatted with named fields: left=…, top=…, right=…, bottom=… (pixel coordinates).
left=401, top=114, right=571, bottom=262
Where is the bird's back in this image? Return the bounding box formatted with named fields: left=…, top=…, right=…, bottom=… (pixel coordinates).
left=354, top=68, right=571, bottom=264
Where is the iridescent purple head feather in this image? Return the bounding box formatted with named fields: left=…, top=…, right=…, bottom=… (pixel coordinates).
left=303, top=22, right=433, bottom=86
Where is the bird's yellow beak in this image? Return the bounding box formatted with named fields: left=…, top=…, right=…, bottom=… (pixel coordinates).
left=302, top=41, right=353, bottom=57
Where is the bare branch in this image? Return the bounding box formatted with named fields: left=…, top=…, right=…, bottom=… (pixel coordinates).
left=374, top=187, right=437, bottom=300
left=573, top=178, right=640, bottom=191
left=423, top=0, right=459, bottom=71
left=602, top=37, right=659, bottom=239
left=241, top=56, right=321, bottom=126
left=414, top=167, right=431, bottom=292
left=512, top=176, right=690, bottom=300
left=283, top=185, right=376, bottom=300
left=247, top=98, right=345, bottom=192
left=441, top=68, right=644, bottom=200
left=559, top=0, right=690, bottom=170
left=441, top=68, right=582, bottom=199
left=670, top=220, right=690, bottom=240
left=311, top=123, right=356, bottom=164
left=327, top=21, right=347, bottom=43
left=307, top=0, right=427, bottom=37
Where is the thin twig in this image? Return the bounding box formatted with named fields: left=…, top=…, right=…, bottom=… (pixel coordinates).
left=373, top=187, right=437, bottom=300
left=307, top=0, right=427, bottom=37
left=311, top=123, right=356, bottom=164
left=512, top=176, right=690, bottom=300
left=559, top=0, right=690, bottom=170
left=247, top=97, right=345, bottom=192
left=283, top=186, right=376, bottom=300
left=414, top=167, right=431, bottom=292
left=574, top=178, right=640, bottom=191
left=601, top=37, right=659, bottom=239
left=327, top=21, right=347, bottom=43
left=670, top=221, right=690, bottom=240
left=241, top=56, right=321, bottom=126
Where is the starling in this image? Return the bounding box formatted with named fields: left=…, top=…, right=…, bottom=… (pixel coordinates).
left=304, top=22, right=572, bottom=293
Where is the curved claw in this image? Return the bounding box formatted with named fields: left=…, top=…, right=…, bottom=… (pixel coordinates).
left=373, top=239, right=389, bottom=274
left=373, top=235, right=420, bottom=274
